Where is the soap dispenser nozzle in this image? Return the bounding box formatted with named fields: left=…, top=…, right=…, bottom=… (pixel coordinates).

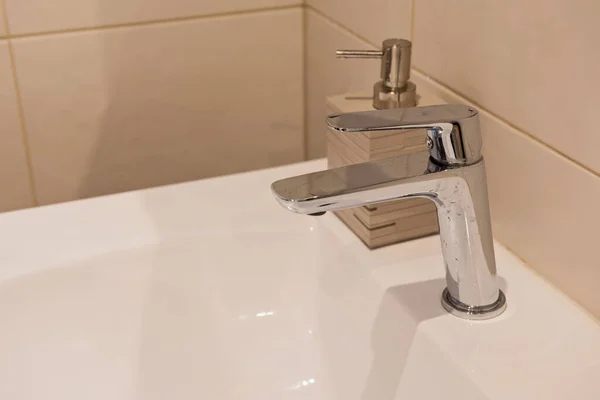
left=337, top=38, right=416, bottom=109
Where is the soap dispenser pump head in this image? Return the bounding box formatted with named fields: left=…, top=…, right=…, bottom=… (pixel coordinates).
left=380, top=38, right=411, bottom=90
left=336, top=38, right=417, bottom=110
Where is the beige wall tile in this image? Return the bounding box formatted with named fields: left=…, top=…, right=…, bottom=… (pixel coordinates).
left=306, top=9, right=379, bottom=159
left=306, top=0, right=411, bottom=46
left=413, top=71, right=600, bottom=318
left=0, top=42, right=35, bottom=211
left=12, top=10, right=303, bottom=205
left=0, top=4, right=6, bottom=36
left=4, top=0, right=300, bottom=35
left=413, top=0, right=600, bottom=174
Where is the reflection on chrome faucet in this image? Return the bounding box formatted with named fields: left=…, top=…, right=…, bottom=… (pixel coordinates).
left=271, top=105, right=506, bottom=320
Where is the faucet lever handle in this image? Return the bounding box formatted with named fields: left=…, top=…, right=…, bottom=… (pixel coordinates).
left=327, top=104, right=482, bottom=166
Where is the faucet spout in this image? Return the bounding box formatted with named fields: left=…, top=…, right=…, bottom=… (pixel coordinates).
left=271, top=105, right=506, bottom=320
left=271, top=151, right=439, bottom=214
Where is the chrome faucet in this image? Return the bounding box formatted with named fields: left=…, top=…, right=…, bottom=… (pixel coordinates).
left=271, top=104, right=506, bottom=320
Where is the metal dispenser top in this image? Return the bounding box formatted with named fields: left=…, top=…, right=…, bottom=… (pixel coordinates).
left=336, top=38, right=417, bottom=110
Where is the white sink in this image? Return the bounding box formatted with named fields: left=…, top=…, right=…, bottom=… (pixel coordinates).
left=0, top=160, right=599, bottom=400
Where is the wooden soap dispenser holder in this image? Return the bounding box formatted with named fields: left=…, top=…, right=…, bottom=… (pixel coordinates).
left=326, top=39, right=445, bottom=249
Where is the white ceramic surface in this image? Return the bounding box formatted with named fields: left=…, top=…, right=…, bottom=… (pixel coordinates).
left=0, top=160, right=598, bottom=400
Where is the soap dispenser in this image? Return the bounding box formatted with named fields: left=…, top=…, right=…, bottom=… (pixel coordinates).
left=336, top=38, right=417, bottom=109
left=326, top=38, right=446, bottom=249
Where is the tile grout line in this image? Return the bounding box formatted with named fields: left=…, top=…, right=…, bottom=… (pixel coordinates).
left=494, top=220, right=600, bottom=324
left=5, top=4, right=302, bottom=40
left=301, top=3, right=309, bottom=161
left=307, top=4, right=600, bottom=179
left=305, top=5, right=378, bottom=48
left=498, top=240, right=600, bottom=327
left=0, top=0, right=39, bottom=205
left=412, top=66, right=600, bottom=179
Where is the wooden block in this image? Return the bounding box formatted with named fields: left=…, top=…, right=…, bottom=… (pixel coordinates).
left=354, top=200, right=437, bottom=227
left=369, top=211, right=438, bottom=238
left=334, top=208, right=439, bottom=249
left=327, top=146, right=346, bottom=169
left=326, top=90, right=445, bottom=248
left=327, top=130, right=366, bottom=163
left=334, top=208, right=371, bottom=244
left=328, top=137, right=360, bottom=168
left=368, top=224, right=439, bottom=249
left=363, top=198, right=431, bottom=215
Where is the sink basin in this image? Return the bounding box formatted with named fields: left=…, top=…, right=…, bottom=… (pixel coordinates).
left=0, top=160, right=598, bottom=400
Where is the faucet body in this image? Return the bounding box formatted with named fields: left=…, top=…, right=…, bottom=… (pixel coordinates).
left=271, top=104, right=506, bottom=320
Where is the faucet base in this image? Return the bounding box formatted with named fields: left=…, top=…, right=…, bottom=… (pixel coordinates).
left=441, top=288, right=507, bottom=320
